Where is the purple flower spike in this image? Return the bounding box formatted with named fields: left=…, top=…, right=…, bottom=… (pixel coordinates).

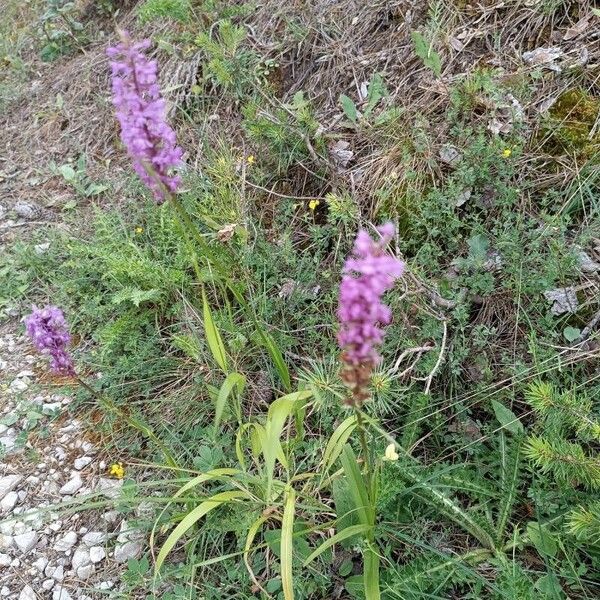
left=25, top=306, right=75, bottom=376
left=107, top=31, right=183, bottom=203
left=338, top=223, right=404, bottom=405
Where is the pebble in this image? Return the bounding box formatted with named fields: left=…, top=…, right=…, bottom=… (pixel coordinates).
left=0, top=553, right=10, bottom=566
left=33, top=556, right=49, bottom=571
left=113, top=520, right=144, bottom=563
left=53, top=531, right=77, bottom=552
left=14, top=531, right=37, bottom=554
left=81, top=531, right=106, bottom=547
left=0, top=491, right=18, bottom=512
left=59, top=475, right=83, bottom=495
left=9, top=377, right=29, bottom=392
left=71, top=546, right=90, bottom=570
left=89, top=545, right=105, bottom=563
left=42, top=579, right=55, bottom=591
left=18, top=586, right=36, bottom=600
left=0, top=475, right=22, bottom=500
left=73, top=456, right=92, bottom=470
left=76, top=563, right=95, bottom=579
left=52, top=586, right=73, bottom=600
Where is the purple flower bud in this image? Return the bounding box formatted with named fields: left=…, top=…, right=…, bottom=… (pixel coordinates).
left=338, top=224, right=404, bottom=405
left=107, top=32, right=183, bottom=203
left=24, top=306, right=75, bottom=376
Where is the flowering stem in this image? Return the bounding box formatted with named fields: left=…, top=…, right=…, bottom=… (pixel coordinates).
left=355, top=408, right=373, bottom=494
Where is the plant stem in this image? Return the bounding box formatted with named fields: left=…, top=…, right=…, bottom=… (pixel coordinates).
left=355, top=408, right=372, bottom=493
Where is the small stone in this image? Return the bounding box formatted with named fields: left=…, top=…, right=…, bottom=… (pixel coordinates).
left=0, top=587, right=9, bottom=597
left=0, top=553, right=10, bottom=566
left=73, top=456, right=92, bottom=470
left=59, top=475, right=83, bottom=495
left=0, top=475, right=22, bottom=500
left=14, top=201, right=41, bottom=220
left=578, top=250, right=600, bottom=273
left=96, top=477, right=122, bottom=499
left=113, top=520, right=143, bottom=563
left=42, top=579, right=55, bottom=591
left=18, top=585, right=36, bottom=600
left=42, top=402, right=62, bottom=415
left=52, top=586, right=72, bottom=600
left=544, top=287, right=579, bottom=316
left=54, top=531, right=77, bottom=552
left=0, top=491, right=18, bottom=512
left=98, top=581, right=114, bottom=590
left=34, top=242, right=50, bottom=255
left=89, top=546, right=105, bottom=563
left=81, top=531, right=106, bottom=547
left=76, top=563, right=95, bottom=579
left=51, top=565, right=64, bottom=581
left=33, top=556, right=49, bottom=571
left=71, top=546, right=91, bottom=570
left=9, top=377, right=29, bottom=392
left=0, top=534, right=12, bottom=550
left=14, top=531, right=37, bottom=554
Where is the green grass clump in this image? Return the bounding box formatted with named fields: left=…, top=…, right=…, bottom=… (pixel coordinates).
left=137, top=0, right=191, bottom=24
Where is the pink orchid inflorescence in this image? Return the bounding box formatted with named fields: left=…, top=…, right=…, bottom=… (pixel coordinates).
left=25, top=306, right=75, bottom=376
left=107, top=31, right=183, bottom=203
left=338, top=223, right=404, bottom=405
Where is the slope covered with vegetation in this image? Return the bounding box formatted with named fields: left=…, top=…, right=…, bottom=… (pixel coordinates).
left=1, top=1, right=599, bottom=598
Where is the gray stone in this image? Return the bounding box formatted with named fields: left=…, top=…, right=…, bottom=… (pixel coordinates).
left=73, top=456, right=92, bottom=470
left=0, top=553, right=10, bottom=566
left=42, top=579, right=55, bottom=591
left=33, top=556, right=49, bottom=572
left=0, top=475, right=22, bottom=500
left=53, top=531, right=77, bottom=552
left=0, top=534, right=13, bottom=550
left=59, top=475, right=82, bottom=495
left=18, top=585, right=36, bottom=600
left=113, top=520, right=143, bottom=563
left=71, top=546, right=90, bottom=570
left=81, top=531, right=106, bottom=547
left=89, top=545, right=105, bottom=563
left=0, top=491, right=18, bottom=512
left=14, top=531, right=37, bottom=554
left=52, top=586, right=72, bottom=600
left=76, top=563, right=95, bottom=579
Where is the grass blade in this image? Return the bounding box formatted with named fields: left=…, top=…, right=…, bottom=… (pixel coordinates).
left=281, top=487, right=296, bottom=600
left=364, top=543, right=381, bottom=600
left=202, top=287, right=228, bottom=373
left=303, top=524, right=372, bottom=567
left=215, top=372, right=246, bottom=428
left=321, top=415, right=357, bottom=476
left=155, top=490, right=247, bottom=573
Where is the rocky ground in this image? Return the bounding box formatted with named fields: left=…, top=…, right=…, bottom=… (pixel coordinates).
left=0, top=204, right=142, bottom=598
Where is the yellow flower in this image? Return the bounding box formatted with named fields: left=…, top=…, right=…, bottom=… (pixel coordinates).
left=502, top=148, right=512, bottom=158
left=109, top=462, right=125, bottom=479
left=308, top=199, right=320, bottom=211
left=383, top=443, right=399, bottom=461
left=246, top=155, right=255, bottom=165
left=135, top=227, right=144, bottom=234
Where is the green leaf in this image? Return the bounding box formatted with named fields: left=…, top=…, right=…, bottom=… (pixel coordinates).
left=340, top=94, right=359, bottom=124
left=365, top=73, right=387, bottom=115
left=339, top=558, right=353, bottom=577
left=321, top=415, right=358, bottom=476
left=411, top=31, right=441, bottom=77
left=492, top=400, right=524, bottom=435
left=215, top=372, right=246, bottom=428
left=535, top=574, right=563, bottom=597
left=111, top=288, right=162, bottom=307
left=527, top=521, right=557, bottom=558
left=202, top=288, right=228, bottom=373
left=257, top=328, right=291, bottom=392
left=58, top=164, right=76, bottom=182
left=155, top=490, right=247, bottom=573
left=340, top=445, right=373, bottom=526
left=303, top=524, right=372, bottom=567
left=281, top=487, right=295, bottom=600
left=563, top=326, right=581, bottom=342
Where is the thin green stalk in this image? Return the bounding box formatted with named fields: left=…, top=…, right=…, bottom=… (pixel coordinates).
left=355, top=408, right=373, bottom=492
